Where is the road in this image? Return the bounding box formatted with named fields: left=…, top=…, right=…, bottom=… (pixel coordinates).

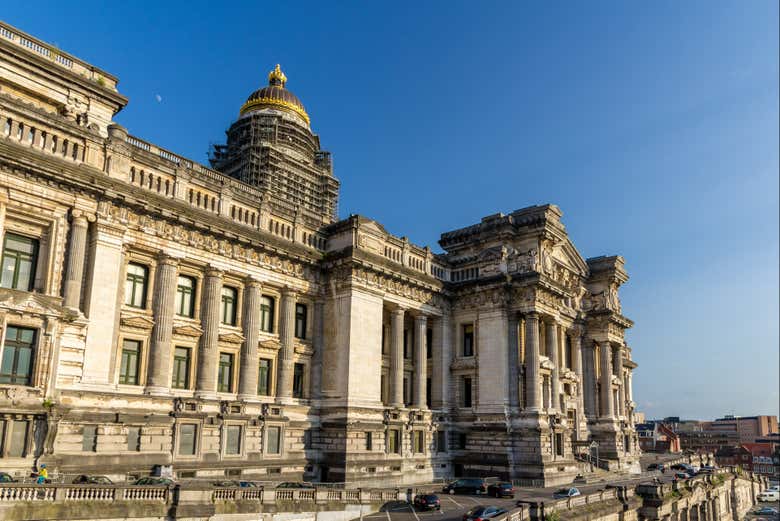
left=745, top=501, right=779, bottom=521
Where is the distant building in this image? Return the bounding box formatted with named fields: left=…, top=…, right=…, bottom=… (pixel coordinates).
left=715, top=445, right=752, bottom=468
left=679, top=430, right=739, bottom=453
left=742, top=443, right=780, bottom=481
left=637, top=422, right=681, bottom=453
left=706, top=415, right=778, bottom=444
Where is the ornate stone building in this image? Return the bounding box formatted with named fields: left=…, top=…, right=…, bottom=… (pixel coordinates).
left=0, top=21, right=640, bottom=486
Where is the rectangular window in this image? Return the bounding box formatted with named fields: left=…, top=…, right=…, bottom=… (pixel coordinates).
left=436, top=431, right=447, bottom=453
left=295, top=303, right=307, bottom=339
left=293, top=363, right=305, bottom=398
left=426, top=377, right=432, bottom=408
left=8, top=420, right=28, bottom=457
left=127, top=426, right=141, bottom=452
left=179, top=424, right=197, bottom=455
left=258, top=358, right=272, bottom=395
left=457, top=432, right=467, bottom=450
left=463, top=324, right=474, bottom=357
left=555, top=433, right=564, bottom=456
left=0, top=326, right=35, bottom=385
left=388, top=429, right=400, bottom=454
left=463, top=377, right=472, bottom=408
left=413, top=431, right=425, bottom=454
left=217, top=353, right=234, bottom=393
left=365, top=431, right=373, bottom=451
left=124, top=263, right=148, bottom=308
left=118, top=339, right=141, bottom=385
left=403, top=376, right=409, bottom=406
left=403, top=329, right=409, bottom=359
left=1, top=233, right=38, bottom=291
left=381, top=326, right=387, bottom=354
left=225, top=425, right=242, bottom=455
left=172, top=347, right=191, bottom=389
left=221, top=286, right=237, bottom=325
left=175, top=275, right=196, bottom=317
left=426, top=328, right=433, bottom=359
left=267, top=426, right=281, bottom=454
left=82, top=425, right=97, bottom=452
left=260, top=295, right=275, bottom=333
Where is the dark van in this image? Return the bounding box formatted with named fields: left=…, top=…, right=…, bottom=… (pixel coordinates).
left=442, top=478, right=489, bottom=495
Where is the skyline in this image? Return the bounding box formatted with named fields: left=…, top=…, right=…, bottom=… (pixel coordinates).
left=2, top=1, right=777, bottom=419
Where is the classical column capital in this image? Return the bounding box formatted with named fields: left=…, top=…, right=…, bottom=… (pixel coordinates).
left=204, top=265, right=224, bottom=278
left=413, top=313, right=428, bottom=325
left=524, top=311, right=539, bottom=321
left=156, top=252, right=180, bottom=267
left=390, top=306, right=406, bottom=317
left=71, top=209, right=96, bottom=224
left=245, top=276, right=263, bottom=290
left=569, top=322, right=586, bottom=338
left=281, top=285, right=297, bottom=297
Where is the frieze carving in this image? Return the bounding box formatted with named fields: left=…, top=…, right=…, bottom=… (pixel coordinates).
left=584, top=283, right=622, bottom=313
left=96, top=200, right=316, bottom=283
left=329, top=264, right=445, bottom=307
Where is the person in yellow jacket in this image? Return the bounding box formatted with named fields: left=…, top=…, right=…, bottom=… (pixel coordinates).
left=36, top=464, right=48, bottom=484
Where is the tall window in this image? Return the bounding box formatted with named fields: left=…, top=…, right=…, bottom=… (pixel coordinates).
left=172, top=347, right=191, bottom=389
left=217, top=353, right=234, bottom=392
left=462, top=324, right=474, bottom=357
left=221, top=287, right=237, bottom=325
left=426, top=328, right=433, bottom=359
left=260, top=295, right=275, bottom=333
left=0, top=326, right=35, bottom=385
left=403, top=329, right=410, bottom=359
left=124, top=263, right=148, bottom=308
left=295, top=303, right=307, bottom=339
left=462, top=377, right=472, bottom=408
left=175, top=276, right=196, bottom=317
left=436, top=431, right=447, bottom=453
left=413, top=431, right=425, bottom=453
left=365, top=431, right=373, bottom=451
left=82, top=425, right=97, bottom=452
left=127, top=427, right=141, bottom=452
left=6, top=420, right=28, bottom=457
left=118, top=339, right=141, bottom=385
left=388, top=429, right=400, bottom=454
left=426, top=377, right=432, bottom=408
left=178, top=424, right=197, bottom=455
left=266, top=426, right=281, bottom=454
left=293, top=363, right=305, bottom=398
left=225, top=425, right=242, bottom=455
left=403, top=376, right=409, bottom=406
left=258, top=359, right=272, bottom=395
left=1, top=233, right=38, bottom=291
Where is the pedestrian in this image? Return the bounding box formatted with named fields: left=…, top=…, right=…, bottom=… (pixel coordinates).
left=36, top=464, right=48, bottom=485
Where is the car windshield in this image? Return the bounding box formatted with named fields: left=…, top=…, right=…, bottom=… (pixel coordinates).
left=555, top=488, right=569, bottom=495
left=468, top=507, right=487, bottom=516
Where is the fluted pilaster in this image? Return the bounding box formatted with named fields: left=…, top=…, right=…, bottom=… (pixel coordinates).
left=600, top=341, right=614, bottom=419
left=614, top=344, right=625, bottom=417
left=570, top=324, right=586, bottom=431
left=413, top=314, right=427, bottom=409
left=275, top=287, right=296, bottom=401
left=310, top=300, right=325, bottom=400
left=196, top=267, right=223, bottom=396
left=146, top=254, right=179, bottom=394
left=389, top=307, right=405, bottom=407
left=524, top=312, right=541, bottom=412
left=507, top=314, right=520, bottom=410
left=63, top=211, right=92, bottom=310
left=238, top=278, right=262, bottom=399
left=546, top=320, right=560, bottom=412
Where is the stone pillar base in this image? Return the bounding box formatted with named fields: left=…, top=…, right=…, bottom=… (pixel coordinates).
left=144, top=386, right=172, bottom=397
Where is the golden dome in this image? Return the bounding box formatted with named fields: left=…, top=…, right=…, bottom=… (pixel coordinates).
left=240, top=64, right=309, bottom=125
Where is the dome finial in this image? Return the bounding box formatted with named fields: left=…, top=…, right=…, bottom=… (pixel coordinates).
left=268, top=64, right=287, bottom=87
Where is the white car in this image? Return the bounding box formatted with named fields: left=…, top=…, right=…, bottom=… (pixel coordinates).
left=757, top=490, right=779, bottom=502
left=553, top=487, right=581, bottom=499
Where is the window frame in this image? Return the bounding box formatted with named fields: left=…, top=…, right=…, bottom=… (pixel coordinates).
left=217, top=352, right=235, bottom=393
left=258, top=358, right=273, bottom=396
left=0, top=232, right=39, bottom=291
left=175, top=275, right=196, bottom=318
left=223, top=424, right=243, bottom=456
left=220, top=286, right=238, bottom=326
left=177, top=423, right=198, bottom=457
left=118, top=338, right=142, bottom=386
left=124, top=262, right=149, bottom=309
left=171, top=346, right=192, bottom=390
left=294, top=303, right=308, bottom=339
left=0, top=325, right=36, bottom=386
left=292, top=362, right=305, bottom=399
left=266, top=424, right=283, bottom=456
left=82, top=425, right=98, bottom=452
left=462, top=324, right=474, bottom=357
left=260, top=295, right=275, bottom=333
left=387, top=429, right=401, bottom=454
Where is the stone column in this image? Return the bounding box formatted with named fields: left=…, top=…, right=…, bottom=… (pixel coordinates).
left=238, top=278, right=262, bottom=399
left=145, top=254, right=179, bottom=394
left=599, top=341, right=614, bottom=419
left=196, top=267, right=223, bottom=397
left=431, top=312, right=452, bottom=411
left=582, top=342, right=596, bottom=418
left=507, top=314, right=520, bottom=410
left=614, top=344, right=625, bottom=417
left=63, top=211, right=92, bottom=310
left=571, top=324, right=585, bottom=431
left=413, top=314, right=427, bottom=409
left=546, top=320, right=560, bottom=412
left=275, top=287, right=296, bottom=402
left=389, top=307, right=405, bottom=407
left=524, top=312, right=541, bottom=412
left=310, top=299, right=325, bottom=400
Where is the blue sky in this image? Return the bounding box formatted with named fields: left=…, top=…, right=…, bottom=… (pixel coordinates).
left=5, top=1, right=777, bottom=420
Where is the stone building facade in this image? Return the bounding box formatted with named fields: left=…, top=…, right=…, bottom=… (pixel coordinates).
left=0, top=22, right=640, bottom=486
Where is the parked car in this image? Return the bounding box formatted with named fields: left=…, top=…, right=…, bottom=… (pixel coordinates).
left=133, top=477, right=175, bottom=486
left=72, top=475, right=113, bottom=485
left=276, top=481, right=314, bottom=488
left=0, top=472, right=16, bottom=483
left=673, top=472, right=690, bottom=480
left=670, top=464, right=689, bottom=471
left=487, top=482, right=515, bottom=498
left=239, top=481, right=258, bottom=488
left=212, top=480, right=241, bottom=488
left=757, top=490, right=780, bottom=502
left=413, top=494, right=441, bottom=511
left=553, top=487, right=581, bottom=499
left=753, top=507, right=779, bottom=516
left=647, top=463, right=665, bottom=471
left=443, top=478, right=489, bottom=495
left=462, top=505, right=506, bottom=521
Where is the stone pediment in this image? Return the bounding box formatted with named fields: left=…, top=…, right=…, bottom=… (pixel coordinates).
left=358, top=219, right=389, bottom=238
left=120, top=314, right=155, bottom=330
left=0, top=288, right=71, bottom=319
left=259, top=339, right=280, bottom=350
left=294, top=343, right=314, bottom=356
left=550, top=238, right=589, bottom=276
left=218, top=332, right=245, bottom=345
left=173, top=324, right=203, bottom=338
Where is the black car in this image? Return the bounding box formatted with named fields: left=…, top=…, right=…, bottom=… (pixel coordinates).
left=0, top=472, right=16, bottom=483
left=133, top=477, right=175, bottom=486
left=647, top=463, right=665, bottom=472
left=413, top=494, right=441, bottom=511
left=72, top=475, right=113, bottom=485
left=443, top=478, right=489, bottom=495
left=276, top=481, right=314, bottom=488
left=462, top=505, right=506, bottom=521
left=487, top=482, right=515, bottom=498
